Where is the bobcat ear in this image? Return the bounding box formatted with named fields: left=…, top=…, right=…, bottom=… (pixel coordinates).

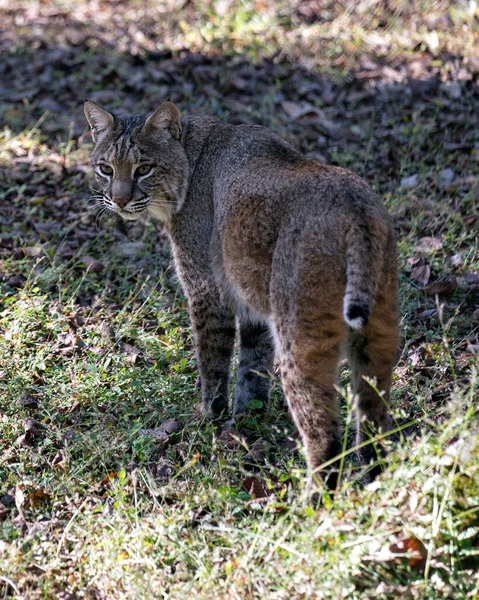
left=84, top=101, right=114, bottom=142
left=144, top=101, right=181, bottom=139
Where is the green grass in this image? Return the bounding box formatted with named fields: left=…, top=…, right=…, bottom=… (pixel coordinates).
left=1, top=1, right=479, bottom=598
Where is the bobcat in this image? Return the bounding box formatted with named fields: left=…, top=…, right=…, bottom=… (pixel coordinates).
left=84, top=100, right=399, bottom=490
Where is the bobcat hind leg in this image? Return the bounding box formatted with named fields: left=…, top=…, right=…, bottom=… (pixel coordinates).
left=347, top=291, right=399, bottom=480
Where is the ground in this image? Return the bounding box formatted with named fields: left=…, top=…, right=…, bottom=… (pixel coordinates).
left=0, top=1, right=478, bottom=599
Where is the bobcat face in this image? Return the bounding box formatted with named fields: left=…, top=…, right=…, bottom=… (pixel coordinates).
left=84, top=101, right=188, bottom=222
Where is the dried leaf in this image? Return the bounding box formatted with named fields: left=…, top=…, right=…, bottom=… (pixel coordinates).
left=17, top=393, right=39, bottom=409
left=217, top=425, right=246, bottom=450
left=416, top=237, right=443, bottom=253
left=451, top=253, right=463, bottom=266
left=26, top=489, right=51, bottom=509
left=188, top=506, right=208, bottom=526
left=407, top=74, right=440, bottom=98
left=426, top=275, right=457, bottom=297
left=15, top=485, right=26, bottom=511
left=120, top=342, right=143, bottom=364
left=410, top=264, right=431, bottom=285
left=161, top=419, right=180, bottom=435
left=51, top=450, right=69, bottom=470
left=415, top=308, right=438, bottom=321
left=241, top=476, right=269, bottom=500
left=6, top=274, right=26, bottom=288
left=82, top=255, right=105, bottom=273
left=389, top=534, right=427, bottom=570
left=24, top=245, right=43, bottom=257
left=362, top=534, right=427, bottom=572
left=100, top=472, right=118, bottom=487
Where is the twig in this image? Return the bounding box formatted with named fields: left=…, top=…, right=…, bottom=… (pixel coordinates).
left=0, top=575, right=23, bottom=599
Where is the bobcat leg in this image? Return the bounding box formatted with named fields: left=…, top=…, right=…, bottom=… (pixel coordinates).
left=233, top=320, right=274, bottom=414
left=275, top=314, right=346, bottom=492
left=189, top=291, right=236, bottom=417
left=348, top=292, right=399, bottom=480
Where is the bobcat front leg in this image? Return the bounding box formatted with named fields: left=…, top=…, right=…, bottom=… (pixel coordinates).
left=189, top=288, right=236, bottom=417
left=233, top=320, right=274, bottom=414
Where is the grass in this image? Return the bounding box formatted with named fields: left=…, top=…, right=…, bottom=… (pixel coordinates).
left=1, top=0, right=479, bottom=598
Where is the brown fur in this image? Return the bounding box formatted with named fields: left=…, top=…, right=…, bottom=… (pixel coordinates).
left=84, top=100, right=399, bottom=490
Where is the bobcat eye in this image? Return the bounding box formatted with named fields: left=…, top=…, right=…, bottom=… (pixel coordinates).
left=136, top=165, right=152, bottom=176
left=99, top=164, right=113, bottom=176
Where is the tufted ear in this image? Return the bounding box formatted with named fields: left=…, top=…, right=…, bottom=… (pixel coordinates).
left=84, top=101, right=114, bottom=142
left=144, top=101, right=181, bottom=139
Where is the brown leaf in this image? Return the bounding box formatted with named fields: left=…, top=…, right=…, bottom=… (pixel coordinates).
left=24, top=245, right=43, bottom=257
left=389, top=534, right=427, bottom=570
left=23, top=418, right=41, bottom=435
left=82, top=255, right=105, bottom=273
left=6, top=274, right=26, bottom=288
left=188, top=506, right=208, bottom=526
left=217, top=425, right=246, bottom=450
left=120, top=342, right=143, bottom=364
left=68, top=398, right=81, bottom=413
left=407, top=256, right=424, bottom=267
left=15, top=433, right=33, bottom=447
left=160, top=419, right=180, bottom=435
left=362, top=534, right=427, bottom=572
left=17, top=393, right=39, bottom=409
left=410, top=264, right=431, bottom=285
left=414, top=308, right=438, bottom=321
left=407, top=74, right=440, bottom=98
left=243, top=446, right=266, bottom=466
left=16, top=418, right=42, bottom=445
left=426, top=275, right=457, bottom=297
left=416, top=236, right=442, bottom=253
left=25, top=489, right=51, bottom=509
left=51, top=450, right=68, bottom=470
left=241, top=476, right=269, bottom=500
left=243, top=440, right=269, bottom=467
left=281, top=100, right=323, bottom=121
left=138, top=427, right=168, bottom=442
left=100, top=320, right=115, bottom=339
left=100, top=472, right=118, bottom=487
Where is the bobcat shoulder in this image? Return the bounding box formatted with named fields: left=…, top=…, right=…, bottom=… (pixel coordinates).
left=84, top=100, right=399, bottom=490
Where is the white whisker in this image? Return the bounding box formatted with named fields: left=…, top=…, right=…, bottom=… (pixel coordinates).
left=94, top=206, right=109, bottom=232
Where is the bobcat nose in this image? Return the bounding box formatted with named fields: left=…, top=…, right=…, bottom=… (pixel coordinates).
left=111, top=178, right=133, bottom=209
left=113, top=197, right=130, bottom=208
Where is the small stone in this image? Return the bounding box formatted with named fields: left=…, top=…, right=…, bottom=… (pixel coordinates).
left=438, top=168, right=455, bottom=188
left=400, top=174, right=419, bottom=189
left=155, top=461, right=173, bottom=480
left=443, top=81, right=462, bottom=100
left=0, top=494, right=15, bottom=507
left=451, top=253, right=462, bottom=266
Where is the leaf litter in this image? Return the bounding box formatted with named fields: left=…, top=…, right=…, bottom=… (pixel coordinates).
left=0, top=1, right=478, bottom=599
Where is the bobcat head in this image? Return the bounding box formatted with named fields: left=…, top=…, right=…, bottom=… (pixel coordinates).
left=84, top=101, right=188, bottom=222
